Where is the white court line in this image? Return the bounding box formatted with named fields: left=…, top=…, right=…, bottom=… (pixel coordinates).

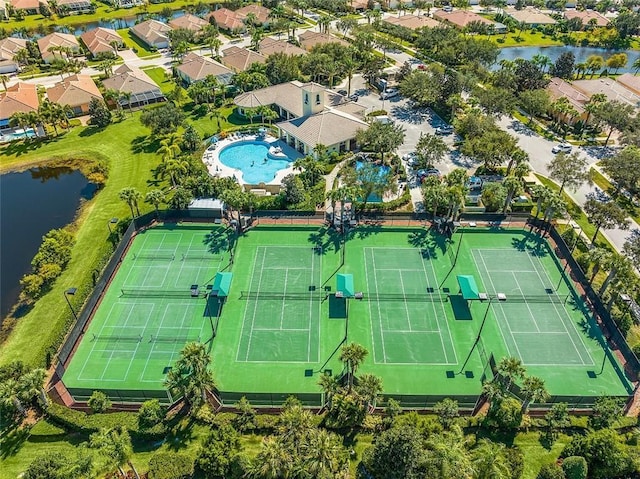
left=526, top=252, right=593, bottom=366
left=244, top=246, right=268, bottom=361
left=369, top=249, right=388, bottom=363
left=364, top=249, right=381, bottom=363
left=471, top=250, right=522, bottom=361
left=261, top=266, right=312, bottom=270
left=235, top=246, right=261, bottom=362
left=280, top=269, right=289, bottom=330
left=121, top=303, right=156, bottom=381
left=420, top=250, right=455, bottom=364
left=398, top=272, right=413, bottom=332
left=254, top=328, right=311, bottom=332
left=382, top=329, right=441, bottom=333
left=377, top=268, right=427, bottom=272
left=510, top=271, right=540, bottom=333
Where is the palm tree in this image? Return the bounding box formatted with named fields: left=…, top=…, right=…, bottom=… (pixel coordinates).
left=90, top=427, right=137, bottom=479
left=119, top=91, right=133, bottom=115
left=157, top=133, right=182, bottom=163
left=9, top=111, right=29, bottom=136
left=339, top=342, right=368, bottom=393
left=586, top=247, right=611, bottom=284
left=250, top=436, right=294, bottom=479
left=20, top=368, right=49, bottom=408
left=302, top=429, right=348, bottom=479
left=0, top=74, right=8, bottom=91
left=482, top=379, right=506, bottom=407
left=318, top=373, right=340, bottom=408
left=422, top=175, right=447, bottom=221
left=496, top=356, right=526, bottom=390
left=119, top=187, right=142, bottom=218
left=0, top=379, right=26, bottom=415
left=502, top=175, right=522, bottom=213
left=24, top=110, right=42, bottom=138
left=583, top=92, right=606, bottom=127
left=586, top=54, right=604, bottom=78
left=425, top=428, right=475, bottom=479
left=472, top=439, right=511, bottom=479
left=356, top=373, right=383, bottom=408
left=520, top=375, right=549, bottom=413
left=633, top=57, right=640, bottom=74
left=165, top=158, right=189, bottom=187
left=164, top=342, right=215, bottom=412
left=145, top=189, right=165, bottom=217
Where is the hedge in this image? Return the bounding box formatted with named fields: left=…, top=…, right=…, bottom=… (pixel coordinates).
left=47, top=403, right=166, bottom=440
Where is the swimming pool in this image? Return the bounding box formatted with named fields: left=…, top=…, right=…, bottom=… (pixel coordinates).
left=218, top=141, right=293, bottom=184
left=355, top=161, right=391, bottom=203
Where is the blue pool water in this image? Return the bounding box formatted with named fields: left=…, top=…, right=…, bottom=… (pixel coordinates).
left=355, top=161, right=391, bottom=203
left=218, top=141, right=293, bottom=184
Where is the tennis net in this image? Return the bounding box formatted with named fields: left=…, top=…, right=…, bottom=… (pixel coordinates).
left=492, top=294, right=569, bottom=304
left=239, top=291, right=449, bottom=302
left=133, top=253, right=175, bottom=260
left=240, top=291, right=325, bottom=301
left=120, top=288, right=205, bottom=298
left=181, top=253, right=222, bottom=261
left=150, top=334, right=201, bottom=343
left=91, top=333, right=143, bottom=342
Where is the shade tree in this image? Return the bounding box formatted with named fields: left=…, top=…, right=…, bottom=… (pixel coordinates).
left=584, top=192, right=630, bottom=243
left=547, top=151, right=590, bottom=194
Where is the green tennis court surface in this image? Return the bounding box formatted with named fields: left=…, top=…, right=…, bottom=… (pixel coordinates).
left=62, top=224, right=632, bottom=405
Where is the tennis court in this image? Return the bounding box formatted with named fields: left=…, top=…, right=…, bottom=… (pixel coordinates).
left=236, top=245, right=322, bottom=363
left=364, top=247, right=456, bottom=365
left=63, top=225, right=230, bottom=397
left=472, top=248, right=593, bottom=366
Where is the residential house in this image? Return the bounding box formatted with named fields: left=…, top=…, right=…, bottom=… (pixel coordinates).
left=111, top=0, right=144, bottom=8
left=130, top=19, right=172, bottom=50
left=0, top=0, right=8, bottom=19
left=10, top=0, right=41, bottom=15
left=221, top=46, right=266, bottom=72
left=102, top=64, right=164, bottom=109
left=546, top=77, right=588, bottom=123
left=56, top=0, right=92, bottom=14
left=80, top=27, right=123, bottom=58
left=235, top=4, right=270, bottom=26
left=349, top=0, right=369, bottom=11
left=505, top=7, right=556, bottom=26
left=564, top=9, right=609, bottom=28
left=169, top=13, right=208, bottom=34
left=0, top=82, right=39, bottom=128
left=615, top=73, right=640, bottom=96
left=298, top=31, right=349, bottom=51
left=206, top=8, right=246, bottom=34
left=0, top=36, right=27, bottom=73
left=234, top=81, right=368, bottom=157
left=258, top=37, right=307, bottom=57
left=382, top=14, right=440, bottom=30
left=572, top=77, right=640, bottom=108
left=46, top=74, right=103, bottom=116
left=432, top=9, right=507, bottom=33
left=176, top=52, right=234, bottom=85
left=38, top=32, right=80, bottom=64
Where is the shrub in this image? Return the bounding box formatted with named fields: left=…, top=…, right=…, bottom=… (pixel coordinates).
left=148, top=452, right=194, bottom=479
left=487, top=397, right=523, bottom=430
left=481, top=182, right=508, bottom=212
left=87, top=391, right=111, bottom=413
left=536, top=463, right=565, bottom=479
left=138, top=399, right=165, bottom=429
left=504, top=446, right=525, bottom=479
left=562, top=456, right=587, bottom=479
left=254, top=414, right=279, bottom=433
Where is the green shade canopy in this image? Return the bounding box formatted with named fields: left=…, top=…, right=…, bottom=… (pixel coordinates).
left=212, top=272, right=233, bottom=297
left=457, top=275, right=479, bottom=300
left=337, top=273, right=355, bottom=298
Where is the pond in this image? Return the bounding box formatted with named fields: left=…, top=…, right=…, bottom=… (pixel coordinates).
left=68, top=10, right=184, bottom=36
left=0, top=167, right=95, bottom=320
left=497, top=45, right=640, bottom=73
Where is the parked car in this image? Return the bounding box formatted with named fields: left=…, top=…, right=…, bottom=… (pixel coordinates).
left=380, top=88, right=399, bottom=100
left=435, top=125, right=454, bottom=135
left=337, top=89, right=348, bottom=96
left=349, top=93, right=359, bottom=102
left=552, top=143, right=572, bottom=154
left=442, top=5, right=453, bottom=12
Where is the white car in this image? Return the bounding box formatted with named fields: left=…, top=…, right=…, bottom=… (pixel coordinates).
left=552, top=143, right=572, bottom=154
left=380, top=88, right=399, bottom=100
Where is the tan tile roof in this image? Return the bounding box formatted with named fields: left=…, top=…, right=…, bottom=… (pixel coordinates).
left=0, top=82, right=38, bottom=120
left=130, top=19, right=172, bottom=47
left=10, top=0, right=39, bottom=10
left=103, top=65, right=162, bottom=96
left=176, top=52, right=234, bottom=83
left=80, top=27, right=123, bottom=56
left=505, top=7, right=556, bottom=25
left=333, top=101, right=367, bottom=118
left=57, top=0, right=90, bottom=6
left=564, top=9, right=609, bottom=27
left=298, top=31, right=349, bottom=51
left=37, top=32, right=79, bottom=61
left=547, top=77, right=588, bottom=114
left=221, top=46, right=266, bottom=72
left=258, top=37, right=307, bottom=56
left=432, top=9, right=495, bottom=28
left=383, top=14, right=440, bottom=30
left=234, top=81, right=344, bottom=118
left=616, top=73, right=640, bottom=96
left=206, top=8, right=245, bottom=32
left=235, top=4, right=270, bottom=24
left=169, top=13, right=208, bottom=32
left=572, top=78, right=640, bottom=107
left=47, top=74, right=103, bottom=108
left=278, top=109, right=367, bottom=147
left=0, top=36, right=27, bottom=61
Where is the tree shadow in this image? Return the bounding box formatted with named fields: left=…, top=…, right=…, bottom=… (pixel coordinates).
left=0, top=135, right=64, bottom=157
left=131, top=135, right=160, bottom=154
left=475, top=426, right=516, bottom=446
left=0, top=426, right=30, bottom=459
left=538, top=430, right=555, bottom=450
left=308, top=227, right=342, bottom=254
left=78, top=125, right=106, bottom=137
left=164, top=417, right=197, bottom=452
left=202, top=228, right=231, bottom=254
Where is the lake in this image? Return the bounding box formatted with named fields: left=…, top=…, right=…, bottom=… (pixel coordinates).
left=497, top=45, right=640, bottom=73
left=0, top=167, right=95, bottom=320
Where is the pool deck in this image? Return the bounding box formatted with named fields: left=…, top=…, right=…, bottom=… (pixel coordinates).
left=203, top=134, right=301, bottom=187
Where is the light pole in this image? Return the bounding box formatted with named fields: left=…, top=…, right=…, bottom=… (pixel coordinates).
left=107, top=217, right=119, bottom=234
left=64, top=287, right=78, bottom=322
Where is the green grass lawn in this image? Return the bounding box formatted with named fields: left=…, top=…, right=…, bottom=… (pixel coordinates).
left=492, top=30, right=563, bottom=48
left=141, top=66, right=174, bottom=95
left=590, top=167, right=640, bottom=224
left=0, top=114, right=163, bottom=368
left=116, top=29, right=158, bottom=58
left=514, top=432, right=568, bottom=479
